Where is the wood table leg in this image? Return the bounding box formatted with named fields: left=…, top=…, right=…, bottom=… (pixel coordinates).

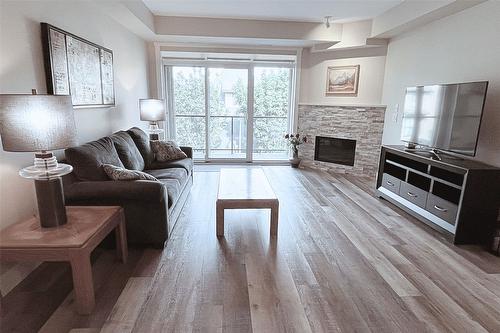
left=115, top=215, right=128, bottom=264
left=270, top=201, right=279, bottom=237
left=69, top=251, right=95, bottom=315
left=216, top=201, right=225, bottom=237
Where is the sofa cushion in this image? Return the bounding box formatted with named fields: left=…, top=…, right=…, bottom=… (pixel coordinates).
left=65, top=137, right=124, bottom=181
left=127, top=127, right=155, bottom=168
left=148, top=158, right=193, bottom=174
left=103, top=164, right=158, bottom=181
left=110, top=131, right=145, bottom=170
left=146, top=168, right=188, bottom=186
left=150, top=140, right=187, bottom=162
left=159, top=178, right=181, bottom=208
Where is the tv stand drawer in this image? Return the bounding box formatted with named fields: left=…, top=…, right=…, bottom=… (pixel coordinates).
left=382, top=173, right=401, bottom=194
left=426, top=194, right=458, bottom=225
left=399, top=182, right=428, bottom=208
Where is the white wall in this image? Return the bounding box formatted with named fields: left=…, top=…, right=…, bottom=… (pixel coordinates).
left=381, top=0, right=500, bottom=167
left=300, top=47, right=386, bottom=106
left=0, top=0, right=150, bottom=231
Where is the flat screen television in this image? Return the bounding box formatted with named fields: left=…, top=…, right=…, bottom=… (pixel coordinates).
left=400, top=81, right=488, bottom=156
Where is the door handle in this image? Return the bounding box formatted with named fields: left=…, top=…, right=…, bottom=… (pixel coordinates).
left=407, top=192, right=418, bottom=198
left=434, top=205, right=448, bottom=212
left=386, top=181, right=394, bottom=186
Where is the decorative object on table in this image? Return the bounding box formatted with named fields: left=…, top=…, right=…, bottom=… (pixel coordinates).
left=0, top=92, right=77, bottom=227
left=139, top=98, right=166, bottom=140
left=102, top=164, right=158, bottom=181
left=41, top=23, right=115, bottom=107
left=150, top=140, right=187, bottom=162
left=284, top=133, right=307, bottom=168
left=326, top=65, right=360, bottom=95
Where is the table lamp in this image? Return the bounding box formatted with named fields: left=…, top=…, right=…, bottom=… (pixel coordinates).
left=0, top=92, right=77, bottom=228
left=139, top=98, right=166, bottom=140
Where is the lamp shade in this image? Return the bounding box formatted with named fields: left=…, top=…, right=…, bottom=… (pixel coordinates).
left=139, top=99, right=166, bottom=121
left=0, top=94, right=77, bottom=152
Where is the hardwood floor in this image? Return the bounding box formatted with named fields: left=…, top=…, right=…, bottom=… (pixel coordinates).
left=1, top=166, right=499, bottom=332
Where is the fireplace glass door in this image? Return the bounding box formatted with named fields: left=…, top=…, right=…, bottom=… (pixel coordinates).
left=314, top=136, right=356, bottom=166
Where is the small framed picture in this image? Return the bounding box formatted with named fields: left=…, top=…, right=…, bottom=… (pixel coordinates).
left=326, top=65, right=360, bottom=95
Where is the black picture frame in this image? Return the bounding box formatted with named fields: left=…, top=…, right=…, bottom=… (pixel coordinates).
left=41, top=23, right=115, bottom=108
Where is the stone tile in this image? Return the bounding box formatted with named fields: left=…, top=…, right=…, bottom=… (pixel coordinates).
left=297, top=104, right=386, bottom=177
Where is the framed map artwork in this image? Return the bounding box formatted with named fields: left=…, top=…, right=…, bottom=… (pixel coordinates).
left=41, top=23, right=115, bottom=108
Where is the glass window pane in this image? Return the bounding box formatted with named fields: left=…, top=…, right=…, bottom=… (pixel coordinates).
left=175, top=116, right=206, bottom=159
left=209, top=116, right=246, bottom=159
left=209, top=68, right=247, bottom=116
left=173, top=67, right=205, bottom=115
left=253, top=67, right=291, bottom=160
left=253, top=117, right=288, bottom=160
left=254, top=67, right=290, bottom=117
left=208, top=68, right=248, bottom=159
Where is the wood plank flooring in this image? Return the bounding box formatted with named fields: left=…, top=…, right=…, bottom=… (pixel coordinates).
left=1, top=166, right=499, bottom=332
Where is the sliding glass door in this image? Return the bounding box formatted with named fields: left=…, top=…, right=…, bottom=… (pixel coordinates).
left=166, top=61, right=294, bottom=162
left=171, top=66, right=206, bottom=159
left=253, top=67, right=291, bottom=160
left=208, top=68, right=248, bottom=160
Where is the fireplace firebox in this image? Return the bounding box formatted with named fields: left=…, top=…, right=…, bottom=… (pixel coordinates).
left=314, top=136, right=356, bottom=166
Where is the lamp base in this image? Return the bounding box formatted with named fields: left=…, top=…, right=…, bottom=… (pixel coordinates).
left=148, top=121, right=164, bottom=141
left=34, top=177, right=67, bottom=228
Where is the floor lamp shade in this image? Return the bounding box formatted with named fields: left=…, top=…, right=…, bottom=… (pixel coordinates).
left=139, top=99, right=166, bottom=121
left=0, top=94, right=77, bottom=152
left=0, top=94, right=77, bottom=228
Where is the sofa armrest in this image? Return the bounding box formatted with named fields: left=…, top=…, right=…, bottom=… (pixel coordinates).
left=65, top=180, right=166, bottom=203
left=180, top=146, right=193, bottom=158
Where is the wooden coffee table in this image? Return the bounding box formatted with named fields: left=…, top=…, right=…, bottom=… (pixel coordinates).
left=0, top=206, right=127, bottom=314
left=216, top=168, right=279, bottom=237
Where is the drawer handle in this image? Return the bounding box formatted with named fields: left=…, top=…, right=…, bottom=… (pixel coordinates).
left=386, top=181, right=395, bottom=187
left=407, top=192, right=418, bottom=198
left=434, top=205, right=448, bottom=212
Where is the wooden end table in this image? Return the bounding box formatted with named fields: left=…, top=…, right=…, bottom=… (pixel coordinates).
left=0, top=206, right=127, bottom=314
left=216, top=168, right=279, bottom=237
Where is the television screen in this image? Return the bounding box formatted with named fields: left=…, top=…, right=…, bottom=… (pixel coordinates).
left=401, top=81, right=488, bottom=156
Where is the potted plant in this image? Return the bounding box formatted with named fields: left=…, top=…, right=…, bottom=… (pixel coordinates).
left=284, top=133, right=307, bottom=168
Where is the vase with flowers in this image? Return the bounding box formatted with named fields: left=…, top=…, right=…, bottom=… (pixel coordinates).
left=284, top=133, right=307, bottom=168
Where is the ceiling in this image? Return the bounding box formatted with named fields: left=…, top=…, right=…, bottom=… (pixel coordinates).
left=142, top=0, right=403, bottom=23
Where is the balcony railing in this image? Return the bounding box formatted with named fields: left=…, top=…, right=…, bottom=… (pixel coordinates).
left=175, top=114, right=288, bottom=159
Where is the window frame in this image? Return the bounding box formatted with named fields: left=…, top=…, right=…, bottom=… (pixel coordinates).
left=163, top=57, right=297, bottom=162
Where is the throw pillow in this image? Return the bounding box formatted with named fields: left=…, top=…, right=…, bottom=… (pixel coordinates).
left=103, top=164, right=158, bottom=181
left=150, top=140, right=187, bottom=162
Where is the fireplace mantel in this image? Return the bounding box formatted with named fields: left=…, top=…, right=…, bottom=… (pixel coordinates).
left=297, top=104, right=386, bottom=177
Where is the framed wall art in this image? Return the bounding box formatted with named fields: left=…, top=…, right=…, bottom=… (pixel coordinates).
left=326, top=65, right=360, bottom=95
left=41, top=23, right=115, bottom=108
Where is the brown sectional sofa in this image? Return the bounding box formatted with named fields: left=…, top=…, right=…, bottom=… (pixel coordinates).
left=62, top=127, right=193, bottom=248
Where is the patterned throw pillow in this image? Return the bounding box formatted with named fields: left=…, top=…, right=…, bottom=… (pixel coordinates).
left=102, top=164, right=158, bottom=181
left=150, top=140, right=187, bottom=162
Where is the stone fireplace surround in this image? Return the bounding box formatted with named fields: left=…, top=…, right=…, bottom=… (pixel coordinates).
left=297, top=104, right=386, bottom=178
